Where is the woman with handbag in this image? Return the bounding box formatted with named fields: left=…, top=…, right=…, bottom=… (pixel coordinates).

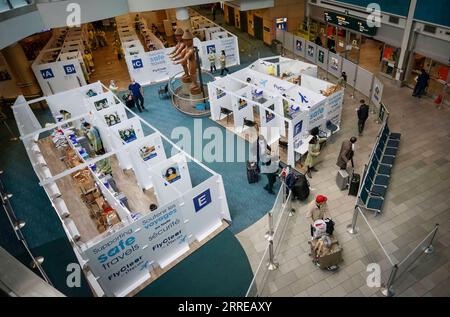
left=304, top=134, right=327, bottom=178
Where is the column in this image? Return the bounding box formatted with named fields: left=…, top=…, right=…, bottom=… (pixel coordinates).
left=176, top=7, right=191, bottom=33
left=395, top=0, right=417, bottom=82
left=1, top=43, right=41, bottom=96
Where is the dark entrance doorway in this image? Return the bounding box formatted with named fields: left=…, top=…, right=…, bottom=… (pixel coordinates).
left=254, top=15, right=263, bottom=41
left=240, top=11, right=248, bottom=33
left=227, top=6, right=235, bottom=26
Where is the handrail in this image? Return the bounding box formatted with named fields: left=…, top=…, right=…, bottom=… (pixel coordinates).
left=0, top=170, right=53, bottom=285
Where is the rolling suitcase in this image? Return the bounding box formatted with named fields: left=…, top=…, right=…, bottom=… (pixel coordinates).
left=348, top=173, right=361, bottom=196
left=336, top=170, right=349, bottom=190
left=246, top=161, right=259, bottom=184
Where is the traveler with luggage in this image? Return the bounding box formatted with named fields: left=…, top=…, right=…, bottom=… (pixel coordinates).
left=286, top=169, right=310, bottom=201
left=336, top=137, right=357, bottom=170
left=306, top=195, right=331, bottom=237
left=260, top=154, right=280, bottom=195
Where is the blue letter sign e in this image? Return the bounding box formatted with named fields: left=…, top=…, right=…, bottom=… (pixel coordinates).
left=132, top=58, right=143, bottom=69
left=40, top=68, right=54, bottom=79
left=63, top=64, right=76, bottom=75
left=193, top=189, right=212, bottom=213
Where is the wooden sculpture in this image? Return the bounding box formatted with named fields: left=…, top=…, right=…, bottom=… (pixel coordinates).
left=169, top=28, right=190, bottom=82
left=173, top=30, right=201, bottom=95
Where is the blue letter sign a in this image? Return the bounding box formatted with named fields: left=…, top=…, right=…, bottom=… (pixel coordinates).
left=132, top=59, right=143, bottom=69
left=63, top=64, right=76, bottom=75
left=40, top=68, right=54, bottom=79
left=193, top=189, right=212, bottom=213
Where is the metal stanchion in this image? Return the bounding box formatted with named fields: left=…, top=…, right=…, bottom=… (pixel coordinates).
left=265, top=211, right=274, bottom=239
left=346, top=206, right=359, bottom=234
left=425, top=224, right=439, bottom=254
left=381, top=265, right=398, bottom=297
left=267, top=238, right=279, bottom=271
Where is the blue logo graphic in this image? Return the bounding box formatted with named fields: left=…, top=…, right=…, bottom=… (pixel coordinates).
left=132, top=59, right=143, bottom=69
left=63, top=64, right=76, bottom=75
left=259, top=79, right=268, bottom=87
left=294, top=121, right=303, bottom=137
left=193, top=189, right=212, bottom=212
left=299, top=93, right=309, bottom=104
left=40, top=68, right=54, bottom=79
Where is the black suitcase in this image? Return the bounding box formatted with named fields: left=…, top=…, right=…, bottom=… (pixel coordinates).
left=348, top=173, right=360, bottom=196
left=246, top=161, right=259, bottom=184
left=293, top=174, right=310, bottom=201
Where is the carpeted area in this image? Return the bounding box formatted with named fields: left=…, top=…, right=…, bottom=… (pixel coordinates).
left=136, top=228, right=253, bottom=297
left=130, top=84, right=280, bottom=234
left=0, top=109, right=93, bottom=296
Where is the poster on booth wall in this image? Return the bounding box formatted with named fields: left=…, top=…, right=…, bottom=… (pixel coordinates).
left=287, top=110, right=308, bottom=166
left=326, top=90, right=344, bottom=127
left=327, top=52, right=342, bottom=77
left=138, top=200, right=190, bottom=268
left=96, top=104, right=127, bottom=127
left=259, top=98, right=284, bottom=146
left=128, top=133, right=167, bottom=191
left=371, top=76, right=384, bottom=107
left=83, top=222, right=151, bottom=297
left=232, top=87, right=253, bottom=133
left=294, top=36, right=306, bottom=58
left=316, top=48, right=329, bottom=70
left=218, top=36, right=239, bottom=67
left=150, top=153, right=192, bottom=206
left=305, top=41, right=317, bottom=64
left=148, top=50, right=170, bottom=82
left=308, top=99, right=327, bottom=131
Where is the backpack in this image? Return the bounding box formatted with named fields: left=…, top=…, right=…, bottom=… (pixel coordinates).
left=293, top=173, right=310, bottom=201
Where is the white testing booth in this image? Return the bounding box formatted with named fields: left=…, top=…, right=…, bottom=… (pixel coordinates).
left=116, top=11, right=240, bottom=86
left=207, top=57, right=344, bottom=167
left=12, top=82, right=231, bottom=297
left=31, top=27, right=89, bottom=96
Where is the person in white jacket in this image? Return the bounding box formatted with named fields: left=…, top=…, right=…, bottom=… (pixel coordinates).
left=260, top=154, right=280, bottom=194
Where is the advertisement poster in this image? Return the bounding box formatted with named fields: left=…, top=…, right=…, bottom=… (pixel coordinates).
left=104, top=112, right=121, bottom=126
left=371, top=77, right=384, bottom=107
left=94, top=98, right=109, bottom=111
left=294, top=120, right=303, bottom=137
left=139, top=145, right=157, bottom=161
left=326, top=90, right=344, bottom=126
left=238, top=98, right=247, bottom=110
left=265, top=104, right=275, bottom=123
left=148, top=50, right=169, bottom=80
left=308, top=100, right=326, bottom=129
left=163, top=165, right=181, bottom=184
left=219, top=36, right=239, bottom=67
left=139, top=201, right=189, bottom=268
left=119, top=127, right=137, bottom=143
left=216, top=87, right=226, bottom=99
left=84, top=224, right=151, bottom=297
left=307, top=45, right=315, bottom=58
left=330, top=57, right=339, bottom=71
left=206, top=44, right=216, bottom=54
left=296, top=40, right=303, bottom=52
left=318, top=50, right=325, bottom=64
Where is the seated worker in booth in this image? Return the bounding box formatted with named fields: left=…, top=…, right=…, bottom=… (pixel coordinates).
left=83, top=122, right=105, bottom=155
left=306, top=195, right=331, bottom=237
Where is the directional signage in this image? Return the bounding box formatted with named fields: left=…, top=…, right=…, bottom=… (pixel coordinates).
left=324, top=11, right=377, bottom=36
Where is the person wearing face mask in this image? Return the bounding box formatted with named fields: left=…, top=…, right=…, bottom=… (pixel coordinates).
left=336, top=137, right=357, bottom=170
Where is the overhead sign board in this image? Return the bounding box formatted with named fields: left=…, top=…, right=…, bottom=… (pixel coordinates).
left=324, top=11, right=377, bottom=36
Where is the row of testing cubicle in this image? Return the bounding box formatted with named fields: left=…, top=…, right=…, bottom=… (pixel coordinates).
left=12, top=81, right=231, bottom=297
left=207, top=56, right=345, bottom=167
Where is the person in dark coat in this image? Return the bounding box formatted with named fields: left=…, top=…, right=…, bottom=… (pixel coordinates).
left=336, top=137, right=357, bottom=170
left=412, top=69, right=430, bottom=98
left=357, top=99, right=369, bottom=135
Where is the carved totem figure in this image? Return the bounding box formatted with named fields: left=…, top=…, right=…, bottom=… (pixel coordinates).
left=173, top=30, right=201, bottom=95
left=169, top=28, right=190, bottom=82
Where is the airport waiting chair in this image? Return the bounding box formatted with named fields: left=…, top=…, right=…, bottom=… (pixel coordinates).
left=360, top=186, right=384, bottom=215
left=243, top=117, right=257, bottom=130
left=364, top=170, right=387, bottom=198
left=367, top=164, right=390, bottom=187
left=371, top=154, right=392, bottom=176
left=220, top=107, right=233, bottom=124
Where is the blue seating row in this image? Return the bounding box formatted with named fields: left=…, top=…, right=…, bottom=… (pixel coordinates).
left=359, top=123, right=401, bottom=215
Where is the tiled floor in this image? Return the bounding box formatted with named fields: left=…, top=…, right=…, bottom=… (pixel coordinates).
left=237, top=51, right=450, bottom=297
